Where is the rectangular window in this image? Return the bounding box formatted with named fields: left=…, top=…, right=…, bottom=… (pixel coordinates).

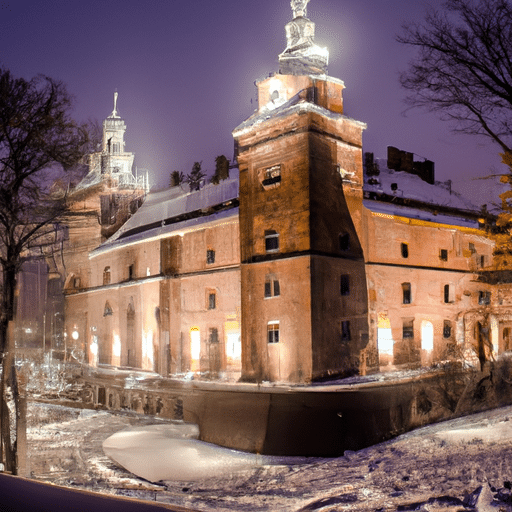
left=478, top=291, right=491, bottom=305
left=206, top=249, right=215, bottom=264
left=444, top=284, right=450, bottom=303
left=469, top=243, right=476, bottom=254
left=339, top=233, right=350, bottom=251
left=208, top=327, right=219, bottom=344
left=403, top=319, right=414, bottom=339
left=402, top=282, right=411, bottom=304
left=268, top=322, right=279, bottom=343
left=401, top=243, right=409, bottom=258
left=262, top=165, right=282, bottom=186
left=480, top=255, right=485, bottom=268
left=208, top=292, right=216, bottom=310
left=440, top=249, right=448, bottom=261
left=264, top=279, right=280, bottom=298
left=265, top=231, right=279, bottom=252
left=128, top=264, right=134, bottom=280
left=340, top=274, right=350, bottom=296
left=443, top=320, right=452, bottom=339
left=341, top=320, right=351, bottom=341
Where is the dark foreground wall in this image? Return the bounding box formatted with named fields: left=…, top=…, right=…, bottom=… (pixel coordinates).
left=81, top=361, right=512, bottom=456
left=0, top=473, right=190, bottom=512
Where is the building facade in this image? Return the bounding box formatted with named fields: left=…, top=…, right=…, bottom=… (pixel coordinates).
left=60, top=0, right=501, bottom=384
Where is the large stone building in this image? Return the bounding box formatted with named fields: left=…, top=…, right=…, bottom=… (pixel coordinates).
left=61, top=0, right=500, bottom=384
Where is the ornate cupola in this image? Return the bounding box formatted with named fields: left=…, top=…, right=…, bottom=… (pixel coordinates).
left=102, top=91, right=127, bottom=155
left=278, top=0, right=329, bottom=75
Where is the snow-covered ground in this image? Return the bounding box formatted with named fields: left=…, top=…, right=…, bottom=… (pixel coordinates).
left=27, top=401, right=512, bottom=511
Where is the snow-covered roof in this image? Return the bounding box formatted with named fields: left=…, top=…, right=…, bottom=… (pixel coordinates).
left=91, top=178, right=239, bottom=257
left=364, top=167, right=479, bottom=211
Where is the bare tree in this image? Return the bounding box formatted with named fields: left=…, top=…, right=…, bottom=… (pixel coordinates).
left=0, top=67, right=90, bottom=473
left=397, top=0, right=512, bottom=154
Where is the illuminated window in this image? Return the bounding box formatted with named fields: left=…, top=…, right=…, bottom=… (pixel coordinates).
left=402, top=283, right=411, bottom=304
left=264, top=279, right=280, bottom=298
left=339, top=233, right=350, bottom=251
left=440, top=249, right=448, bottom=261
left=478, top=291, right=491, bottom=305
left=206, top=249, right=215, bottom=264
left=340, top=275, right=350, bottom=296
left=403, top=319, right=414, bottom=339
left=267, top=322, right=279, bottom=343
left=401, top=243, right=409, bottom=258
left=341, top=320, right=351, bottom=341
left=208, top=292, right=216, bottom=310
left=103, top=266, right=111, bottom=285
left=265, top=230, right=279, bottom=252
left=443, top=320, right=452, bottom=339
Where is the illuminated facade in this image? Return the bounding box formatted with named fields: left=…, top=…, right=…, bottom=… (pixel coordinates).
left=61, top=1, right=500, bottom=383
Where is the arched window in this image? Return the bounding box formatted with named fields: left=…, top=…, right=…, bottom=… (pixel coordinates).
left=103, top=301, right=113, bottom=317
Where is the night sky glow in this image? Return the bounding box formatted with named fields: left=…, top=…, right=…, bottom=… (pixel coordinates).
left=0, top=0, right=505, bottom=206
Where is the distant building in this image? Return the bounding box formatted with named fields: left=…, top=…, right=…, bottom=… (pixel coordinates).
left=60, top=1, right=500, bottom=383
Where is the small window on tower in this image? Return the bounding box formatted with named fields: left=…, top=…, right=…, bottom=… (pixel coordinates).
left=207, top=249, right=215, bottom=264
left=339, top=233, right=350, bottom=251
left=267, top=322, right=280, bottom=343
left=341, top=320, right=351, bottom=341
left=261, top=165, right=282, bottom=187
left=264, top=279, right=280, bottom=298
left=340, top=275, right=350, bottom=296
left=478, top=291, right=491, bottom=305
left=440, top=249, right=448, bottom=261
left=401, top=243, right=409, bottom=258
left=265, top=230, right=279, bottom=252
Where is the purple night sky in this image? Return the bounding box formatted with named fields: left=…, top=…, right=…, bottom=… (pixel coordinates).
left=0, top=0, right=506, bottom=207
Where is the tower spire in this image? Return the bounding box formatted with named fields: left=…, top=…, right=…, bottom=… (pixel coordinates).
left=279, top=0, right=328, bottom=75
left=112, top=90, right=119, bottom=118
left=291, top=0, right=309, bottom=18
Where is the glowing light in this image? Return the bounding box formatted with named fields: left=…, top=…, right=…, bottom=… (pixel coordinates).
left=421, top=320, right=434, bottom=352
left=113, top=334, right=121, bottom=357
left=142, top=330, right=154, bottom=370
left=90, top=335, right=98, bottom=367
left=190, top=328, right=200, bottom=371
left=226, top=333, right=241, bottom=360
left=377, top=313, right=394, bottom=359
left=71, top=330, right=79, bottom=340
left=490, top=316, right=499, bottom=355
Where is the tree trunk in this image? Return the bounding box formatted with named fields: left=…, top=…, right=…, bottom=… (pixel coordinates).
left=0, top=264, right=20, bottom=473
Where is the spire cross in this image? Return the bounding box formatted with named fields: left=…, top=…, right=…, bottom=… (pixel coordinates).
left=112, top=90, right=118, bottom=117
left=291, top=0, right=309, bottom=18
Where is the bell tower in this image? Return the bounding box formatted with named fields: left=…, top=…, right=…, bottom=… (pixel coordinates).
left=233, top=0, right=369, bottom=383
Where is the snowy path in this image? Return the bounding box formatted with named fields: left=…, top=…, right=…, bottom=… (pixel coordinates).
left=27, top=402, right=512, bottom=511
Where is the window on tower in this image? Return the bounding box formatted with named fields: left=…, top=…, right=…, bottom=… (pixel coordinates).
left=265, top=230, right=279, bottom=252
left=260, top=164, right=282, bottom=189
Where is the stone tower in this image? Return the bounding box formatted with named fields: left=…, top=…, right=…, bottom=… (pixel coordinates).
left=233, top=0, right=369, bottom=383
